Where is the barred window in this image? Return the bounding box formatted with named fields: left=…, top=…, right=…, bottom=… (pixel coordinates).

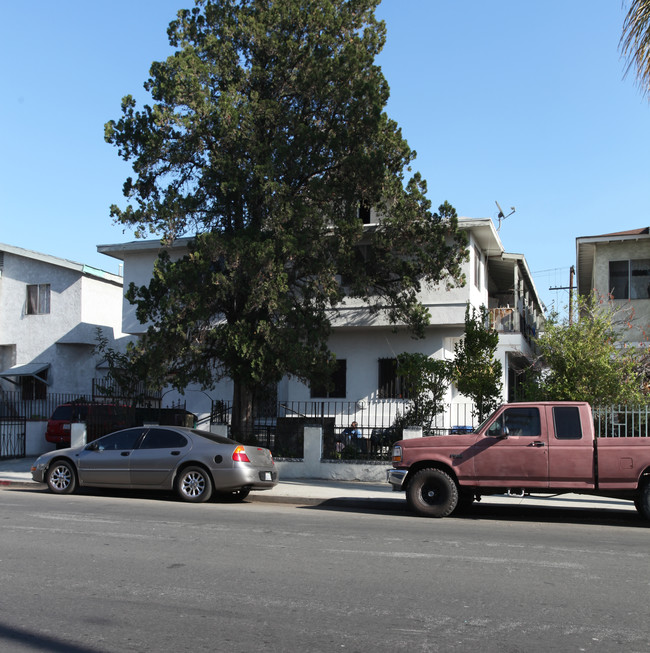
left=378, top=358, right=411, bottom=399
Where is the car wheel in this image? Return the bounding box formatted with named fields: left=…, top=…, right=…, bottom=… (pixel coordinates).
left=175, top=466, right=213, bottom=503
left=216, top=487, right=251, bottom=502
left=406, top=468, right=458, bottom=518
left=635, top=480, right=650, bottom=520
left=46, top=460, right=77, bottom=495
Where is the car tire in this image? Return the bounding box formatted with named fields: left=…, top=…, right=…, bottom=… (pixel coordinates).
left=634, top=480, right=650, bottom=520
left=406, top=468, right=458, bottom=518
left=46, top=459, right=77, bottom=495
left=175, top=466, right=213, bottom=503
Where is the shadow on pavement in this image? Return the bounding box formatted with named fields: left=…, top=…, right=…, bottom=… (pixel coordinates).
left=301, top=498, right=647, bottom=528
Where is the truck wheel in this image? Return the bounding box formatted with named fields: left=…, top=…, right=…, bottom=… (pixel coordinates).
left=406, top=468, right=458, bottom=518
left=634, top=481, right=650, bottom=520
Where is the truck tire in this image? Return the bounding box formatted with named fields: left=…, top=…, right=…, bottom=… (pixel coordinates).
left=634, top=481, right=650, bottom=520
left=406, top=468, right=458, bottom=518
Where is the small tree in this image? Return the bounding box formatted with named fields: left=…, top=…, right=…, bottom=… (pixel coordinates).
left=452, top=305, right=502, bottom=422
left=523, top=292, right=647, bottom=405
left=393, top=352, right=451, bottom=433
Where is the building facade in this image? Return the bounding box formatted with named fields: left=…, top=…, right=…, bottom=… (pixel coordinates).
left=98, top=217, right=545, bottom=427
left=576, top=227, right=650, bottom=347
left=0, top=243, right=128, bottom=401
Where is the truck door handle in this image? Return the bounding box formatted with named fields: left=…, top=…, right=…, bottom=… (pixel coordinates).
left=528, top=441, right=545, bottom=448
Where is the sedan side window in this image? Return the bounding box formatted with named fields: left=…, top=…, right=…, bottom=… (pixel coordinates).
left=95, top=428, right=145, bottom=451
left=138, top=428, right=188, bottom=449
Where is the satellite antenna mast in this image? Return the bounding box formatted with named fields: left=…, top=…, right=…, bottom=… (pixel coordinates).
left=495, top=201, right=516, bottom=231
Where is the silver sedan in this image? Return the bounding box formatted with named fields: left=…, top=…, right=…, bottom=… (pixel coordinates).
left=31, top=426, right=278, bottom=503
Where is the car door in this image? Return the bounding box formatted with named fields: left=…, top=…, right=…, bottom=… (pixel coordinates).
left=76, top=428, right=146, bottom=486
left=471, top=406, right=549, bottom=488
left=128, top=428, right=191, bottom=487
left=546, top=404, right=595, bottom=488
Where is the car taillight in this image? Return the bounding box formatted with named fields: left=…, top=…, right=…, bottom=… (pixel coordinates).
left=232, top=445, right=251, bottom=463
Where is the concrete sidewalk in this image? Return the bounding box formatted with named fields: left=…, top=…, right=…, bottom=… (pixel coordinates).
left=0, top=456, right=637, bottom=515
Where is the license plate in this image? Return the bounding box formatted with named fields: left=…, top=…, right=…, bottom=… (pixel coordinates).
left=263, top=472, right=272, bottom=481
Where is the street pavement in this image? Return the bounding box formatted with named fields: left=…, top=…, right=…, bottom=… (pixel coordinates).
left=0, top=455, right=638, bottom=515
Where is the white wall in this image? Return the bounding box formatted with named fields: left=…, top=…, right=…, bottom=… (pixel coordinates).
left=0, top=250, right=127, bottom=396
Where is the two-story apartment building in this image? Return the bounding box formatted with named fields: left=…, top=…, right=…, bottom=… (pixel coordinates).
left=0, top=244, right=129, bottom=402
left=576, top=227, right=650, bottom=347
left=98, top=217, right=544, bottom=428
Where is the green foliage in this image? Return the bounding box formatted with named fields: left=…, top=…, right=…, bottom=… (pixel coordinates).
left=452, top=305, right=502, bottom=422
left=105, top=0, right=467, bottom=433
left=393, top=352, right=451, bottom=432
left=522, top=292, right=647, bottom=405
left=620, top=0, right=650, bottom=98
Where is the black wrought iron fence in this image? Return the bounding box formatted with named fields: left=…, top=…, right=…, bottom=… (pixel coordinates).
left=0, top=417, right=25, bottom=459
left=210, top=399, right=475, bottom=460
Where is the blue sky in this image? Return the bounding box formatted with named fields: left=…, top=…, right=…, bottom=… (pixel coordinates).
left=2, top=0, right=648, bottom=313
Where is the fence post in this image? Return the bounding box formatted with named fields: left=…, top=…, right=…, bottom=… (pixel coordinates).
left=71, top=423, right=87, bottom=448
left=402, top=426, right=423, bottom=439
left=303, top=426, right=322, bottom=476
left=210, top=424, right=229, bottom=438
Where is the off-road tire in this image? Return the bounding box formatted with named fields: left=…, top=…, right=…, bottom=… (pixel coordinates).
left=634, top=480, right=650, bottom=520
left=406, top=468, right=458, bottom=518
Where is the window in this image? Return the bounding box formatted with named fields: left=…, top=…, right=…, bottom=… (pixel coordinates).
left=139, top=428, right=189, bottom=449
left=26, top=284, right=50, bottom=314
left=95, top=428, right=145, bottom=451
left=474, top=247, right=482, bottom=289
left=359, top=202, right=371, bottom=224
left=553, top=406, right=582, bottom=440
left=311, top=360, right=347, bottom=398
left=487, top=407, right=540, bottom=437
left=378, top=358, right=411, bottom=399
left=21, top=371, right=48, bottom=401
left=609, top=259, right=650, bottom=300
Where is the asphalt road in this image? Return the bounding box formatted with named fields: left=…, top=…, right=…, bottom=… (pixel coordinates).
left=1, top=487, right=649, bottom=653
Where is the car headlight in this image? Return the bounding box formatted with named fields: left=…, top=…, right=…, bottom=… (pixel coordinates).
left=392, top=445, right=402, bottom=463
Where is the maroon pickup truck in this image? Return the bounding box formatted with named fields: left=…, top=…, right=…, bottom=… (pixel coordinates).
left=387, top=401, right=650, bottom=519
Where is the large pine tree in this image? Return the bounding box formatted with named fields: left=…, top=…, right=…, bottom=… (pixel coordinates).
left=105, top=0, right=467, bottom=435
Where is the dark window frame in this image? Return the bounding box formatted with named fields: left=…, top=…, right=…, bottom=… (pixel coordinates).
left=311, top=359, right=347, bottom=399
left=378, top=358, right=412, bottom=399
left=26, top=283, right=51, bottom=315
left=553, top=406, right=583, bottom=440
left=609, top=259, right=650, bottom=300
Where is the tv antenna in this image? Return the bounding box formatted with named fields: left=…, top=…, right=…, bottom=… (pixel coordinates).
left=495, top=201, right=516, bottom=231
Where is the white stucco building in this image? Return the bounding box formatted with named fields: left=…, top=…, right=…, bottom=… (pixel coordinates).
left=0, top=244, right=129, bottom=400
left=98, top=217, right=545, bottom=428
left=576, top=227, right=650, bottom=347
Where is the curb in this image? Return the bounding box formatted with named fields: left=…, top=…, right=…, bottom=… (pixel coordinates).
left=0, top=477, right=403, bottom=511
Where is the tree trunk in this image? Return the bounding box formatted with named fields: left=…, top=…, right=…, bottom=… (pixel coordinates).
left=231, top=381, right=255, bottom=440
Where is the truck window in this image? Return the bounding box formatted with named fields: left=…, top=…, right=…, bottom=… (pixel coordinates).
left=553, top=406, right=582, bottom=440
left=487, top=407, right=540, bottom=437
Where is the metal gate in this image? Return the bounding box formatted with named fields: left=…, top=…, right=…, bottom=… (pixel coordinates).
left=0, top=417, right=26, bottom=459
